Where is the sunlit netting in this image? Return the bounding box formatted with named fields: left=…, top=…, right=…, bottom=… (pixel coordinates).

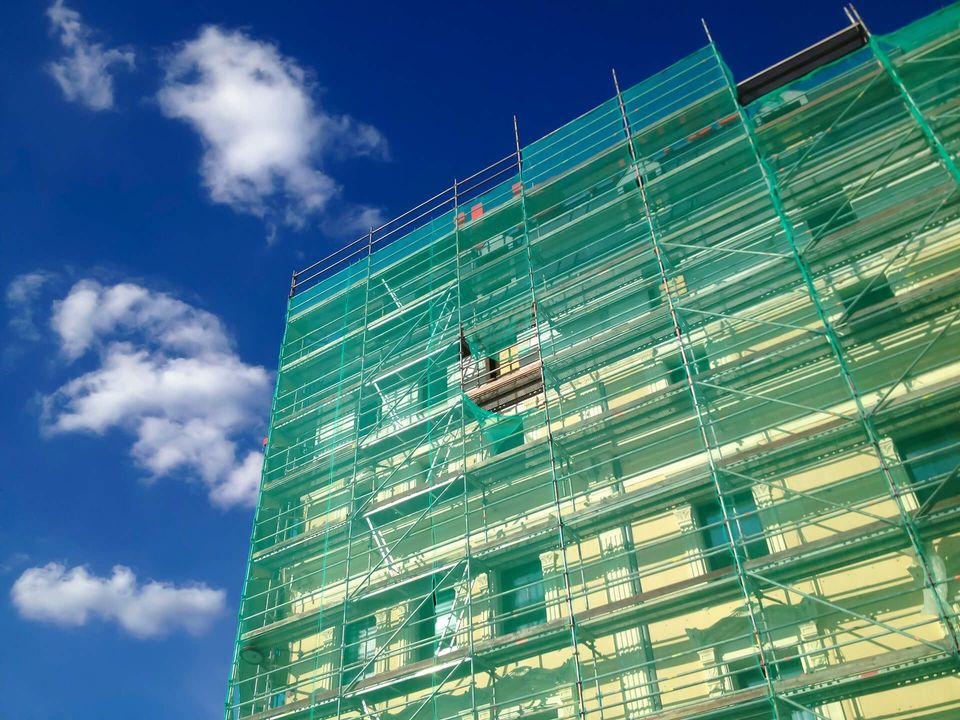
left=226, top=5, right=960, bottom=720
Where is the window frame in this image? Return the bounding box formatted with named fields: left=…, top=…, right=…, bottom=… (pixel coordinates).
left=895, top=426, right=960, bottom=513
left=343, top=614, right=378, bottom=685
left=696, top=490, right=770, bottom=572
left=498, top=558, right=548, bottom=636
left=418, top=584, right=459, bottom=660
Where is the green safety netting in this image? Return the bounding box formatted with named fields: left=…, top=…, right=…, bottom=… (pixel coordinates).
left=227, top=4, right=960, bottom=720
left=461, top=393, right=528, bottom=449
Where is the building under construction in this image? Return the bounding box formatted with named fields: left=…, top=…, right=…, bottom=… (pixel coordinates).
left=226, top=5, right=960, bottom=720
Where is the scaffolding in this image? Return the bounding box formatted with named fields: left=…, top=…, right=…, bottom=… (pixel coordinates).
left=226, top=5, right=960, bottom=720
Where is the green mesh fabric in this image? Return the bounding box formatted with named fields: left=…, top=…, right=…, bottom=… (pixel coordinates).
left=461, top=393, right=527, bottom=448
left=226, top=5, right=960, bottom=720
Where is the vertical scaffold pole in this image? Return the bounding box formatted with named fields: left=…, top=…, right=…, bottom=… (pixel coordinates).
left=513, top=115, right=589, bottom=720
left=850, top=5, right=960, bottom=189
left=452, top=176, right=481, bottom=720
left=706, top=34, right=960, bottom=658
left=334, top=228, right=376, bottom=720
left=611, top=68, right=783, bottom=720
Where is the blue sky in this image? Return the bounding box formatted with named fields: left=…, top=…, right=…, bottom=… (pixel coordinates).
left=0, top=0, right=948, bottom=717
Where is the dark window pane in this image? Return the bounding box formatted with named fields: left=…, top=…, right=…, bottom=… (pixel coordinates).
left=698, top=491, right=769, bottom=571
left=500, top=560, right=546, bottom=634
left=728, top=656, right=766, bottom=690
left=776, top=656, right=804, bottom=679
left=803, top=186, right=857, bottom=237
left=899, top=428, right=960, bottom=509
left=729, top=653, right=804, bottom=691
left=666, top=346, right=709, bottom=386
left=840, top=275, right=895, bottom=317
left=343, top=616, right=377, bottom=684
left=358, top=393, right=381, bottom=435
left=838, top=273, right=900, bottom=341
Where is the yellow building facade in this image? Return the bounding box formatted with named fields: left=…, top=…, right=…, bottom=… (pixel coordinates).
left=226, top=6, right=960, bottom=720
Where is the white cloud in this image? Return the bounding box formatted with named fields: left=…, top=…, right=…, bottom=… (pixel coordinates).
left=7, top=271, right=55, bottom=340
left=210, top=450, right=264, bottom=509
left=11, top=562, right=225, bottom=638
left=323, top=204, right=387, bottom=240
left=46, top=0, right=134, bottom=111
left=51, top=280, right=230, bottom=360
left=44, top=279, right=271, bottom=508
left=157, top=26, right=388, bottom=229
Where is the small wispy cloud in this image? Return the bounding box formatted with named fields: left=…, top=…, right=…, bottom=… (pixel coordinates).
left=11, top=562, right=225, bottom=638
left=0, top=552, right=32, bottom=577
left=157, top=26, right=388, bottom=232
left=42, top=279, right=271, bottom=508
left=45, top=0, right=134, bottom=111
left=322, top=204, right=387, bottom=240
left=6, top=271, right=56, bottom=340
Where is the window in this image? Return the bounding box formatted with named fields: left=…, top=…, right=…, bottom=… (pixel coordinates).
left=840, top=273, right=894, bottom=315
left=500, top=559, right=547, bottom=635
left=420, top=584, right=458, bottom=659
left=755, top=91, right=808, bottom=125
left=282, top=500, right=303, bottom=541
left=314, top=413, right=354, bottom=451
left=343, top=616, right=377, bottom=684
left=803, top=186, right=857, bottom=238
left=475, top=232, right=517, bottom=261
left=729, top=654, right=803, bottom=690
left=647, top=282, right=663, bottom=311
left=898, top=428, right=960, bottom=512
left=666, top=346, right=709, bottom=386
left=358, top=392, right=381, bottom=436
left=727, top=654, right=812, bottom=719
left=838, top=273, right=900, bottom=340
left=840, top=274, right=895, bottom=316
left=727, top=654, right=765, bottom=691
left=461, top=354, right=501, bottom=392
left=382, top=382, right=418, bottom=420
left=697, top=491, right=769, bottom=572
left=486, top=356, right=501, bottom=384
left=458, top=330, right=501, bottom=389
left=433, top=588, right=458, bottom=652
left=638, top=261, right=664, bottom=309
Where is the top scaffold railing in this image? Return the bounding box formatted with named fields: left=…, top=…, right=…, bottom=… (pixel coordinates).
left=289, top=149, right=521, bottom=299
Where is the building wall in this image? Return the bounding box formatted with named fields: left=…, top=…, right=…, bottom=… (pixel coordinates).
left=227, top=6, right=960, bottom=720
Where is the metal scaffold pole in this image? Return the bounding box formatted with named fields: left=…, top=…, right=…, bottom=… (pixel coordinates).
left=333, top=228, right=376, bottom=720
left=451, top=175, right=482, bottom=720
